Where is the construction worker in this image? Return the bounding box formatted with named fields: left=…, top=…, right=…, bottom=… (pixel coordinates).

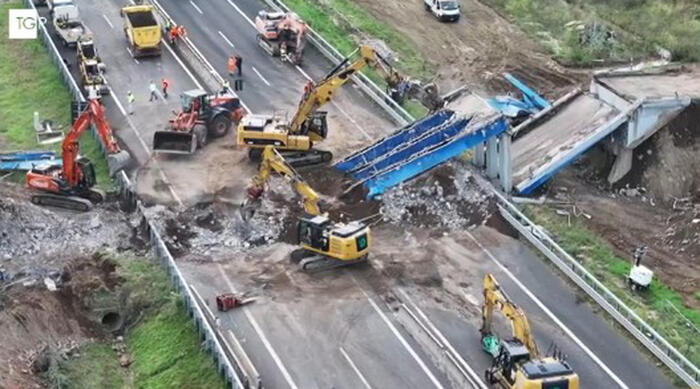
left=235, top=54, right=242, bottom=77
left=161, top=78, right=170, bottom=98
left=227, top=55, right=237, bottom=78
left=221, top=80, right=230, bottom=94
left=127, top=91, right=135, bottom=115
left=169, top=23, right=179, bottom=45
left=148, top=80, right=158, bottom=102
left=302, top=80, right=314, bottom=102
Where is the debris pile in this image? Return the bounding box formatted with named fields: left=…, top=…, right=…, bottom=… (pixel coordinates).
left=0, top=183, right=135, bottom=273
left=380, top=164, right=495, bottom=231
left=144, top=196, right=289, bottom=261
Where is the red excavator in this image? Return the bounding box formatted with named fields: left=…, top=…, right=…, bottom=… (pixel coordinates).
left=25, top=99, right=131, bottom=212
left=255, top=11, right=308, bottom=65
left=153, top=89, right=243, bottom=154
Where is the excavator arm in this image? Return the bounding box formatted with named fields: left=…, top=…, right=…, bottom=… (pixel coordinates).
left=288, top=45, right=401, bottom=135
left=480, top=273, right=539, bottom=358
left=61, top=104, right=94, bottom=187
left=247, top=145, right=321, bottom=216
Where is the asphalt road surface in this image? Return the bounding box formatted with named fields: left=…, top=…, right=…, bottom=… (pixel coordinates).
left=35, top=0, right=678, bottom=387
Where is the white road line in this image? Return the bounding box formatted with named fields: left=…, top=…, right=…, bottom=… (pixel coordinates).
left=251, top=66, right=271, bottom=86
left=189, top=0, right=203, bottom=14
left=359, top=288, right=445, bottom=389
left=107, top=86, right=184, bottom=206
left=397, top=289, right=488, bottom=389
left=161, top=39, right=204, bottom=90
left=295, top=65, right=371, bottom=140
left=225, top=0, right=256, bottom=28
left=217, top=264, right=300, bottom=389
left=101, top=14, right=114, bottom=29
left=339, top=347, right=373, bottom=389
left=465, top=231, right=630, bottom=389
left=125, top=47, right=140, bottom=64
left=217, top=30, right=235, bottom=48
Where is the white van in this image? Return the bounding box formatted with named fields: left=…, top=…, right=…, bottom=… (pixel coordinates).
left=424, top=0, right=460, bottom=22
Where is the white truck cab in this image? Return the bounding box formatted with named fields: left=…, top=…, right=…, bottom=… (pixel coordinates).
left=424, top=0, right=460, bottom=22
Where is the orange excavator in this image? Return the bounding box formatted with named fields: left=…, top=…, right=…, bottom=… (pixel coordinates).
left=26, top=99, right=131, bottom=211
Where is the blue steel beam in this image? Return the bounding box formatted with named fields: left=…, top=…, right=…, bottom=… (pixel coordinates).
left=365, top=116, right=509, bottom=198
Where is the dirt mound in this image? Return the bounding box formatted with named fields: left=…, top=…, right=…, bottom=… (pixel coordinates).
left=0, top=254, right=129, bottom=388
left=354, top=0, right=583, bottom=96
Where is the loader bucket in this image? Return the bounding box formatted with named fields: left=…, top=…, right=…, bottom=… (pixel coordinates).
left=107, top=150, right=132, bottom=175
left=153, top=131, right=196, bottom=154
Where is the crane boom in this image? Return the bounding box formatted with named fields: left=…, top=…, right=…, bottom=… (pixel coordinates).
left=481, top=273, right=539, bottom=358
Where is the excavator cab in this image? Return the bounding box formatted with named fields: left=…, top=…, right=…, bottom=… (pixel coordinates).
left=300, top=111, right=328, bottom=138
left=76, top=157, right=97, bottom=188
left=297, top=215, right=331, bottom=252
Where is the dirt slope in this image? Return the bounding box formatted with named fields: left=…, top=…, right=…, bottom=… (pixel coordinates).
left=354, top=0, right=583, bottom=96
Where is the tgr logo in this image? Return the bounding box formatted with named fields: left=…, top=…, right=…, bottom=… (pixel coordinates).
left=8, top=9, right=42, bottom=39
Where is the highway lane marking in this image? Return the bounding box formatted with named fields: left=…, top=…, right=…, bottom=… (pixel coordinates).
left=252, top=66, right=271, bottom=86
left=101, top=14, right=114, bottom=29
left=397, top=289, right=488, bottom=389
left=106, top=86, right=184, bottom=206
left=294, top=65, right=372, bottom=141
left=357, top=287, right=445, bottom=389
left=217, top=264, right=300, bottom=389
left=225, top=0, right=256, bottom=28
left=339, top=347, right=373, bottom=389
left=217, top=30, right=235, bottom=48
left=189, top=0, right=203, bottom=15
left=465, top=231, right=630, bottom=389
left=125, top=47, right=140, bottom=64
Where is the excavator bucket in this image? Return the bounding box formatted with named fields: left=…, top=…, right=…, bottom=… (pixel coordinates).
left=152, top=131, right=196, bottom=154
left=107, top=150, right=132, bottom=175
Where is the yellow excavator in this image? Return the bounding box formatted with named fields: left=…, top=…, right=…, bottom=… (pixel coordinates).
left=237, top=44, right=443, bottom=167
left=242, top=146, right=371, bottom=272
left=481, top=273, right=580, bottom=389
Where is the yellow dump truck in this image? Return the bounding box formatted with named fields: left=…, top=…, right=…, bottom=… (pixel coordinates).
left=121, top=5, right=161, bottom=57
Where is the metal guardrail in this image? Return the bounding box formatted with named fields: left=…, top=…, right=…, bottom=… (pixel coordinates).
left=24, top=1, right=246, bottom=386
left=491, top=188, right=700, bottom=388
left=261, top=0, right=413, bottom=126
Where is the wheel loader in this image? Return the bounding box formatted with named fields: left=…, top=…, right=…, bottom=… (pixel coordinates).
left=153, top=89, right=243, bottom=154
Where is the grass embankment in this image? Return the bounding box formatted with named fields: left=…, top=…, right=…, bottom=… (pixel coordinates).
left=0, top=1, right=111, bottom=189
left=285, top=0, right=432, bottom=118
left=525, top=206, right=700, bottom=367
left=483, top=0, right=700, bottom=65
left=57, top=255, right=227, bottom=389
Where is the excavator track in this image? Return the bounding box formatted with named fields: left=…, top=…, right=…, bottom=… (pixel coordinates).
left=279, top=149, right=333, bottom=168
left=291, top=249, right=368, bottom=273
left=31, top=193, right=93, bottom=212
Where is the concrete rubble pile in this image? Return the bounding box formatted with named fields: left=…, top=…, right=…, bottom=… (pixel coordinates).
left=0, top=186, right=133, bottom=272
left=380, top=163, right=495, bottom=230
left=143, top=194, right=288, bottom=260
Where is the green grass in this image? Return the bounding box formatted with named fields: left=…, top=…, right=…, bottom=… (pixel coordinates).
left=57, top=255, right=227, bottom=389
left=482, top=0, right=700, bottom=65
left=525, top=205, right=700, bottom=366
left=0, top=1, right=111, bottom=189
left=57, top=343, right=126, bottom=389
left=129, top=304, right=227, bottom=389
left=284, top=0, right=434, bottom=118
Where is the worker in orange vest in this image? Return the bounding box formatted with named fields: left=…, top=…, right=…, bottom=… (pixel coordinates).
left=169, top=23, right=179, bottom=45
left=227, top=55, right=237, bottom=78
left=161, top=78, right=170, bottom=98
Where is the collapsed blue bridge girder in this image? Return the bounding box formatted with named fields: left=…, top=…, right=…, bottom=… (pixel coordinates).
left=335, top=111, right=509, bottom=199
left=0, top=151, right=61, bottom=172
